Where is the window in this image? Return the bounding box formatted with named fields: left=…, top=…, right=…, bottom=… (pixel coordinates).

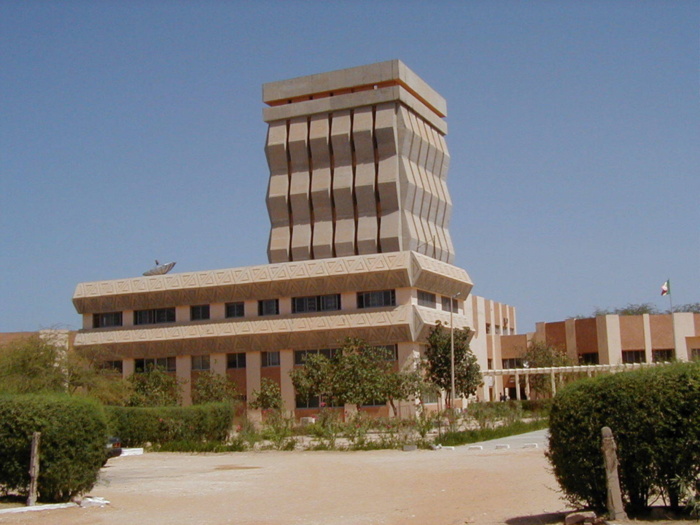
left=362, top=397, right=388, bottom=407
left=93, top=312, right=123, bottom=328
left=652, top=349, right=674, bottom=363
left=691, top=348, right=700, bottom=361
left=191, top=355, right=210, bottom=371
left=292, top=294, right=341, bottom=314
left=485, top=323, right=491, bottom=335
left=502, top=358, right=523, bottom=369
left=190, top=305, right=210, bottom=321
left=227, top=352, right=246, bottom=369
left=487, top=359, right=493, bottom=370
left=417, top=291, right=436, bottom=308
left=294, top=348, right=339, bottom=365
left=441, top=296, right=458, bottom=313
left=262, top=351, right=280, bottom=367
left=295, top=395, right=341, bottom=409
left=495, top=325, right=501, bottom=335
left=579, top=353, right=599, bottom=365
left=101, top=360, right=123, bottom=373
left=622, top=350, right=646, bottom=364
left=225, top=302, right=245, bottom=318
left=134, top=308, right=176, bottom=325
left=258, top=299, right=279, bottom=316
left=357, top=290, right=396, bottom=309
left=135, top=357, right=176, bottom=372
left=376, top=344, right=398, bottom=361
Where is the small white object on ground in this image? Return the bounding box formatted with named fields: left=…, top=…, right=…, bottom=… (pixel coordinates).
left=495, top=444, right=510, bottom=450
left=121, top=448, right=144, bottom=456
left=79, top=497, right=110, bottom=508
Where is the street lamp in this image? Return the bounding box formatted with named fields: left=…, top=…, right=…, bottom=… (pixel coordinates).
left=450, top=292, right=462, bottom=409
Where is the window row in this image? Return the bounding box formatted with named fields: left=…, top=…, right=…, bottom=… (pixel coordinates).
left=92, top=290, right=397, bottom=328
left=416, top=291, right=462, bottom=314
left=106, top=345, right=399, bottom=375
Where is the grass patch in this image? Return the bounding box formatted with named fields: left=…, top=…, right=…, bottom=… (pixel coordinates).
left=435, top=418, right=548, bottom=447
left=152, top=439, right=247, bottom=453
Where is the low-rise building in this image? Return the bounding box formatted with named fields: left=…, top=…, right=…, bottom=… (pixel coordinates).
left=71, top=61, right=516, bottom=415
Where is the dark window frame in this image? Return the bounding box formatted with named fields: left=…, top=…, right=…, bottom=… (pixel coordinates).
left=225, top=302, right=245, bottom=319
left=93, top=312, right=123, bottom=328
left=190, top=304, right=210, bottom=321
left=226, top=352, right=247, bottom=369
left=262, top=351, right=280, bottom=367
left=258, top=299, right=280, bottom=316
left=357, top=290, right=396, bottom=309
left=134, top=308, right=176, bottom=325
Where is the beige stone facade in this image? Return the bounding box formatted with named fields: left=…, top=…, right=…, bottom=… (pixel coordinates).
left=72, top=61, right=516, bottom=415
left=264, top=60, right=455, bottom=265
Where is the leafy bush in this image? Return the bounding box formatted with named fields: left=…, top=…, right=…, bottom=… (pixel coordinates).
left=106, top=403, right=234, bottom=447
left=191, top=371, right=239, bottom=405
left=0, top=394, right=108, bottom=502
left=547, top=362, right=700, bottom=514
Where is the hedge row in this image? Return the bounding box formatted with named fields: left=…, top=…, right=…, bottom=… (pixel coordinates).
left=106, top=402, right=235, bottom=447
left=0, top=395, right=108, bottom=502
left=547, top=362, right=700, bottom=513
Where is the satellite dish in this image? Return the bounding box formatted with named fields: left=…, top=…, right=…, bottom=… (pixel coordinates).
left=143, top=260, right=176, bottom=276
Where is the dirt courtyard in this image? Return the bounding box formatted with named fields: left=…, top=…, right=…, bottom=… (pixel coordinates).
left=0, top=431, right=580, bottom=525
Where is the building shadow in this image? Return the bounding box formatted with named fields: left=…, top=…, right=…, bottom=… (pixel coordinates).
left=505, top=512, right=569, bottom=525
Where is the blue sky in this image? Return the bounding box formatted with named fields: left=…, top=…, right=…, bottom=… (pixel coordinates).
left=1, top=1, right=698, bottom=333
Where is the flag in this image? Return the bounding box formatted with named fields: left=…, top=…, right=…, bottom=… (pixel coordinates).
left=661, top=280, right=670, bottom=296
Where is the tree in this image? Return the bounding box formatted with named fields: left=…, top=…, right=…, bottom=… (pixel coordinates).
left=0, top=334, right=130, bottom=402
left=248, top=377, right=283, bottom=410
left=290, top=338, right=424, bottom=415
left=191, top=371, right=239, bottom=405
left=423, top=321, right=481, bottom=407
left=0, top=334, right=68, bottom=394
left=521, top=340, right=573, bottom=397
left=670, top=303, right=700, bottom=314
left=127, top=365, right=182, bottom=407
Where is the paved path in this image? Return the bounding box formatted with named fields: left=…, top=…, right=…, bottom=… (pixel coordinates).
left=463, top=428, right=549, bottom=450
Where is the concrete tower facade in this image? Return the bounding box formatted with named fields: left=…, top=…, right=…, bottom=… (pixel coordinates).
left=263, top=60, right=455, bottom=264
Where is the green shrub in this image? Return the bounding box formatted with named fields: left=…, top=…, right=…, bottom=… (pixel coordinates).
left=547, top=362, right=700, bottom=514
left=0, top=394, right=108, bottom=502
left=106, top=402, right=234, bottom=447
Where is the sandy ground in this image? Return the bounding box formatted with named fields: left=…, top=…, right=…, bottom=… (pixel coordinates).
left=0, top=431, right=582, bottom=525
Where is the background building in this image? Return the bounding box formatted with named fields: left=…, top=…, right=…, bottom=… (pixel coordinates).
left=498, top=312, right=700, bottom=399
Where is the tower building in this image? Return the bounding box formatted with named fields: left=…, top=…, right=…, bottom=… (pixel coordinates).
left=264, top=60, right=454, bottom=264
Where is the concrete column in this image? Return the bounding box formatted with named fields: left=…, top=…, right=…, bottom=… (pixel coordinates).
left=597, top=315, right=622, bottom=365
left=515, top=372, right=521, bottom=400
left=279, top=297, right=292, bottom=316
left=643, top=314, right=653, bottom=364
left=565, top=318, right=578, bottom=363
left=525, top=373, right=531, bottom=400
left=279, top=349, right=295, bottom=417
left=123, top=358, right=135, bottom=380
left=341, top=291, right=356, bottom=310
left=123, top=310, right=134, bottom=327
left=176, top=355, right=192, bottom=406
left=550, top=370, right=556, bottom=396
left=210, top=303, right=225, bottom=321
left=82, top=314, right=92, bottom=330
left=246, top=351, right=262, bottom=424
left=176, top=306, right=189, bottom=323
left=673, top=312, right=695, bottom=361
